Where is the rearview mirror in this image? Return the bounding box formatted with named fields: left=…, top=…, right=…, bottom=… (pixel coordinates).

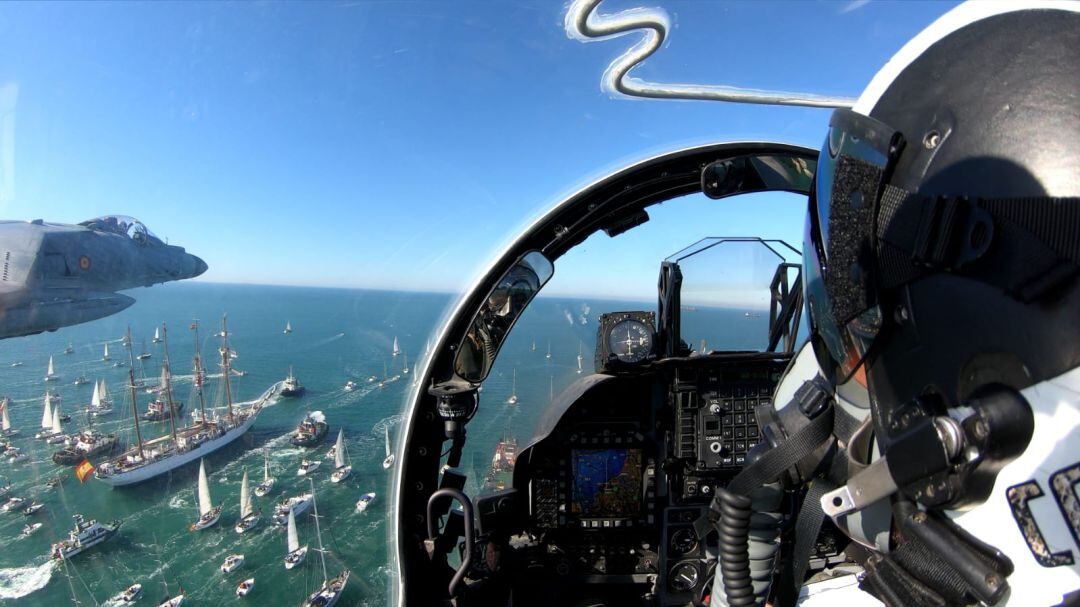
left=454, top=251, right=554, bottom=383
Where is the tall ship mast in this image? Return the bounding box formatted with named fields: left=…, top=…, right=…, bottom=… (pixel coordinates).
left=95, top=314, right=274, bottom=487
left=143, top=323, right=185, bottom=423
left=191, top=319, right=208, bottom=425
left=300, top=478, right=349, bottom=607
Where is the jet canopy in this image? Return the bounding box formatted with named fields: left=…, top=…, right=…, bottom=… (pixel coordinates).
left=79, top=216, right=163, bottom=246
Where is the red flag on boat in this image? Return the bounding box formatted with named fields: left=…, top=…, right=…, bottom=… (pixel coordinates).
left=75, top=459, right=95, bottom=483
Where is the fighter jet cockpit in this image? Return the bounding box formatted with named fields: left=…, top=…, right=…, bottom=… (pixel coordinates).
left=78, top=216, right=163, bottom=247
left=394, top=143, right=840, bottom=606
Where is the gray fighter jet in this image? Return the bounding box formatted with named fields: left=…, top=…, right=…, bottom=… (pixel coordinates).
left=0, top=216, right=208, bottom=339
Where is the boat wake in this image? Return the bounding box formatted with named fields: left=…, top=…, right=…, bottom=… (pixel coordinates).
left=0, top=560, right=55, bottom=600
left=372, top=414, right=403, bottom=434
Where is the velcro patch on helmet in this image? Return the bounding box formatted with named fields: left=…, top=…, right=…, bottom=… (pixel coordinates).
left=826, top=155, right=881, bottom=326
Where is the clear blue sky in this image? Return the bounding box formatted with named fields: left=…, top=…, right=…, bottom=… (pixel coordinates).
left=0, top=1, right=955, bottom=295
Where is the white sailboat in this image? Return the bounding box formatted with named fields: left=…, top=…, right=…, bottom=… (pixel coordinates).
left=44, top=356, right=59, bottom=382
left=102, top=343, right=110, bottom=361
left=507, top=369, right=518, bottom=405
left=88, top=379, right=113, bottom=416
left=577, top=342, right=584, bottom=374
left=234, top=470, right=261, bottom=533
left=35, top=394, right=56, bottom=439
left=402, top=351, right=409, bottom=376
left=190, top=459, right=222, bottom=531
left=546, top=341, right=551, bottom=360
left=330, top=429, right=351, bottom=483
left=1, top=397, right=16, bottom=437
left=254, top=449, right=275, bottom=497
left=382, top=425, right=395, bottom=470
left=46, top=405, right=65, bottom=444
left=284, top=321, right=292, bottom=335
left=532, top=338, right=536, bottom=351
left=392, top=336, right=400, bottom=357
left=300, top=478, right=349, bottom=607
left=64, top=342, right=74, bottom=355
left=284, top=508, right=308, bottom=570
left=152, top=327, right=162, bottom=343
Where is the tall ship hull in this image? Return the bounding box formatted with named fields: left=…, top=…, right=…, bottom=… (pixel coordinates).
left=96, top=411, right=259, bottom=487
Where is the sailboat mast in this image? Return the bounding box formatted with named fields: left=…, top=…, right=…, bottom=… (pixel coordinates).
left=220, top=315, right=235, bottom=423
left=309, top=478, right=328, bottom=583
left=161, top=323, right=179, bottom=445
left=126, top=327, right=145, bottom=459
left=191, top=320, right=207, bottom=425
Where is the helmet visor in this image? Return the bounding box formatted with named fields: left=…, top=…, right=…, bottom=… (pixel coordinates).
left=804, top=109, right=900, bottom=383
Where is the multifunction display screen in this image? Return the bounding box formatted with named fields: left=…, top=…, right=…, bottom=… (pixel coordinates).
left=570, top=448, right=642, bottom=517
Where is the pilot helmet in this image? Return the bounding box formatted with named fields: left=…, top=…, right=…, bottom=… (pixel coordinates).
left=802, top=3, right=1079, bottom=605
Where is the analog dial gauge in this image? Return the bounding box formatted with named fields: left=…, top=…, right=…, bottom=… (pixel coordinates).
left=607, top=319, right=653, bottom=363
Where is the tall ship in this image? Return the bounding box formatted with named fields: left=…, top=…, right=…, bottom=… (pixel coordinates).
left=96, top=317, right=273, bottom=487
left=482, top=429, right=517, bottom=493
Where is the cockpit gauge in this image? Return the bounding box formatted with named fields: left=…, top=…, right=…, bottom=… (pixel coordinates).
left=595, top=311, right=656, bottom=373
left=669, top=562, right=699, bottom=592
left=669, top=527, right=698, bottom=556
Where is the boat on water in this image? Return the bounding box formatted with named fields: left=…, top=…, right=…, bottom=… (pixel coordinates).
left=34, top=393, right=58, bottom=439
left=152, top=327, right=162, bottom=343
left=85, top=378, right=114, bottom=417
left=290, top=411, right=328, bottom=447
left=283, top=321, right=292, bottom=335
left=144, top=333, right=184, bottom=421
left=382, top=425, right=395, bottom=470
left=234, top=470, right=261, bottom=533
left=53, top=425, right=118, bottom=464
left=137, top=339, right=152, bottom=360
left=73, top=376, right=89, bottom=386
left=44, top=356, right=60, bottom=382
left=41, top=401, right=66, bottom=443
left=237, top=578, right=255, bottom=597
left=577, top=342, right=584, bottom=374
left=50, top=514, right=121, bottom=560
left=220, top=553, right=244, bottom=573
left=272, top=492, right=313, bottom=526
left=280, top=366, right=305, bottom=397
left=507, top=369, right=518, bottom=405
left=392, top=335, right=400, bottom=357
left=300, top=479, right=349, bottom=607
left=284, top=508, right=308, bottom=570
left=157, top=594, right=184, bottom=607
left=546, top=341, right=552, bottom=360
left=3, top=496, right=26, bottom=511
left=343, top=380, right=357, bottom=392
left=402, top=351, right=409, bottom=375
left=143, top=395, right=184, bottom=421
left=254, top=449, right=275, bottom=497
left=23, top=522, right=42, bottom=536
left=483, top=430, right=518, bottom=493
left=330, top=429, right=351, bottom=483
left=297, top=458, right=321, bottom=476
left=117, top=583, right=142, bottom=602
left=1, top=398, right=17, bottom=437
left=355, top=492, right=375, bottom=513
left=0, top=478, right=11, bottom=497
left=190, top=458, right=222, bottom=531
left=64, top=343, right=74, bottom=355
left=8, top=449, right=27, bottom=463
left=23, top=502, right=44, bottom=515
left=96, top=318, right=272, bottom=487
left=102, top=342, right=111, bottom=361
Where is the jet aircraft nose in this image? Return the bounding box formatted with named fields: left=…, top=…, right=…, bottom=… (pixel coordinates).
left=189, top=254, right=209, bottom=278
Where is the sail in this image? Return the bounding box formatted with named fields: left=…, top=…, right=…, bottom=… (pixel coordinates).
left=51, top=405, right=62, bottom=434
left=2, top=400, right=10, bottom=431
left=103, top=343, right=109, bottom=358
left=334, top=429, right=345, bottom=468
left=384, top=426, right=391, bottom=457
left=263, top=451, right=270, bottom=481
left=392, top=336, right=400, bottom=355
left=287, top=509, right=300, bottom=553
left=91, top=380, right=101, bottom=407
left=99, top=379, right=109, bottom=403
left=197, top=459, right=213, bottom=516
left=41, top=394, right=53, bottom=428
left=285, top=322, right=291, bottom=332
left=511, top=369, right=517, bottom=395
left=240, top=470, right=252, bottom=518
left=154, top=327, right=160, bottom=340
left=47, top=356, right=54, bottom=376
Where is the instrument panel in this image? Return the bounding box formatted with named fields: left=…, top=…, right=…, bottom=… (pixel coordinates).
left=510, top=355, right=790, bottom=606
left=594, top=311, right=656, bottom=372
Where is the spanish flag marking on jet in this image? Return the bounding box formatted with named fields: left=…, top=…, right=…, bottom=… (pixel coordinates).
left=75, top=459, right=95, bottom=483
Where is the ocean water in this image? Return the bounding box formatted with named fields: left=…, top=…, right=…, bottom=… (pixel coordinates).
left=0, top=283, right=768, bottom=606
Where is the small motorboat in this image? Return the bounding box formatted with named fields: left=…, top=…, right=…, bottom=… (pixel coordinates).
left=280, top=366, right=305, bottom=397
left=22, top=522, right=43, bottom=536
left=23, top=502, right=44, bottom=516
left=355, top=492, right=375, bottom=513
left=10, top=362, right=22, bottom=368
left=2, top=496, right=26, bottom=512
left=296, top=459, right=321, bottom=476
left=119, top=583, right=142, bottom=602
left=8, top=450, right=28, bottom=463
left=343, top=380, right=357, bottom=392
left=220, top=553, right=244, bottom=573
left=236, top=578, right=254, bottom=597
left=46, top=433, right=68, bottom=445
left=73, top=376, right=90, bottom=386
